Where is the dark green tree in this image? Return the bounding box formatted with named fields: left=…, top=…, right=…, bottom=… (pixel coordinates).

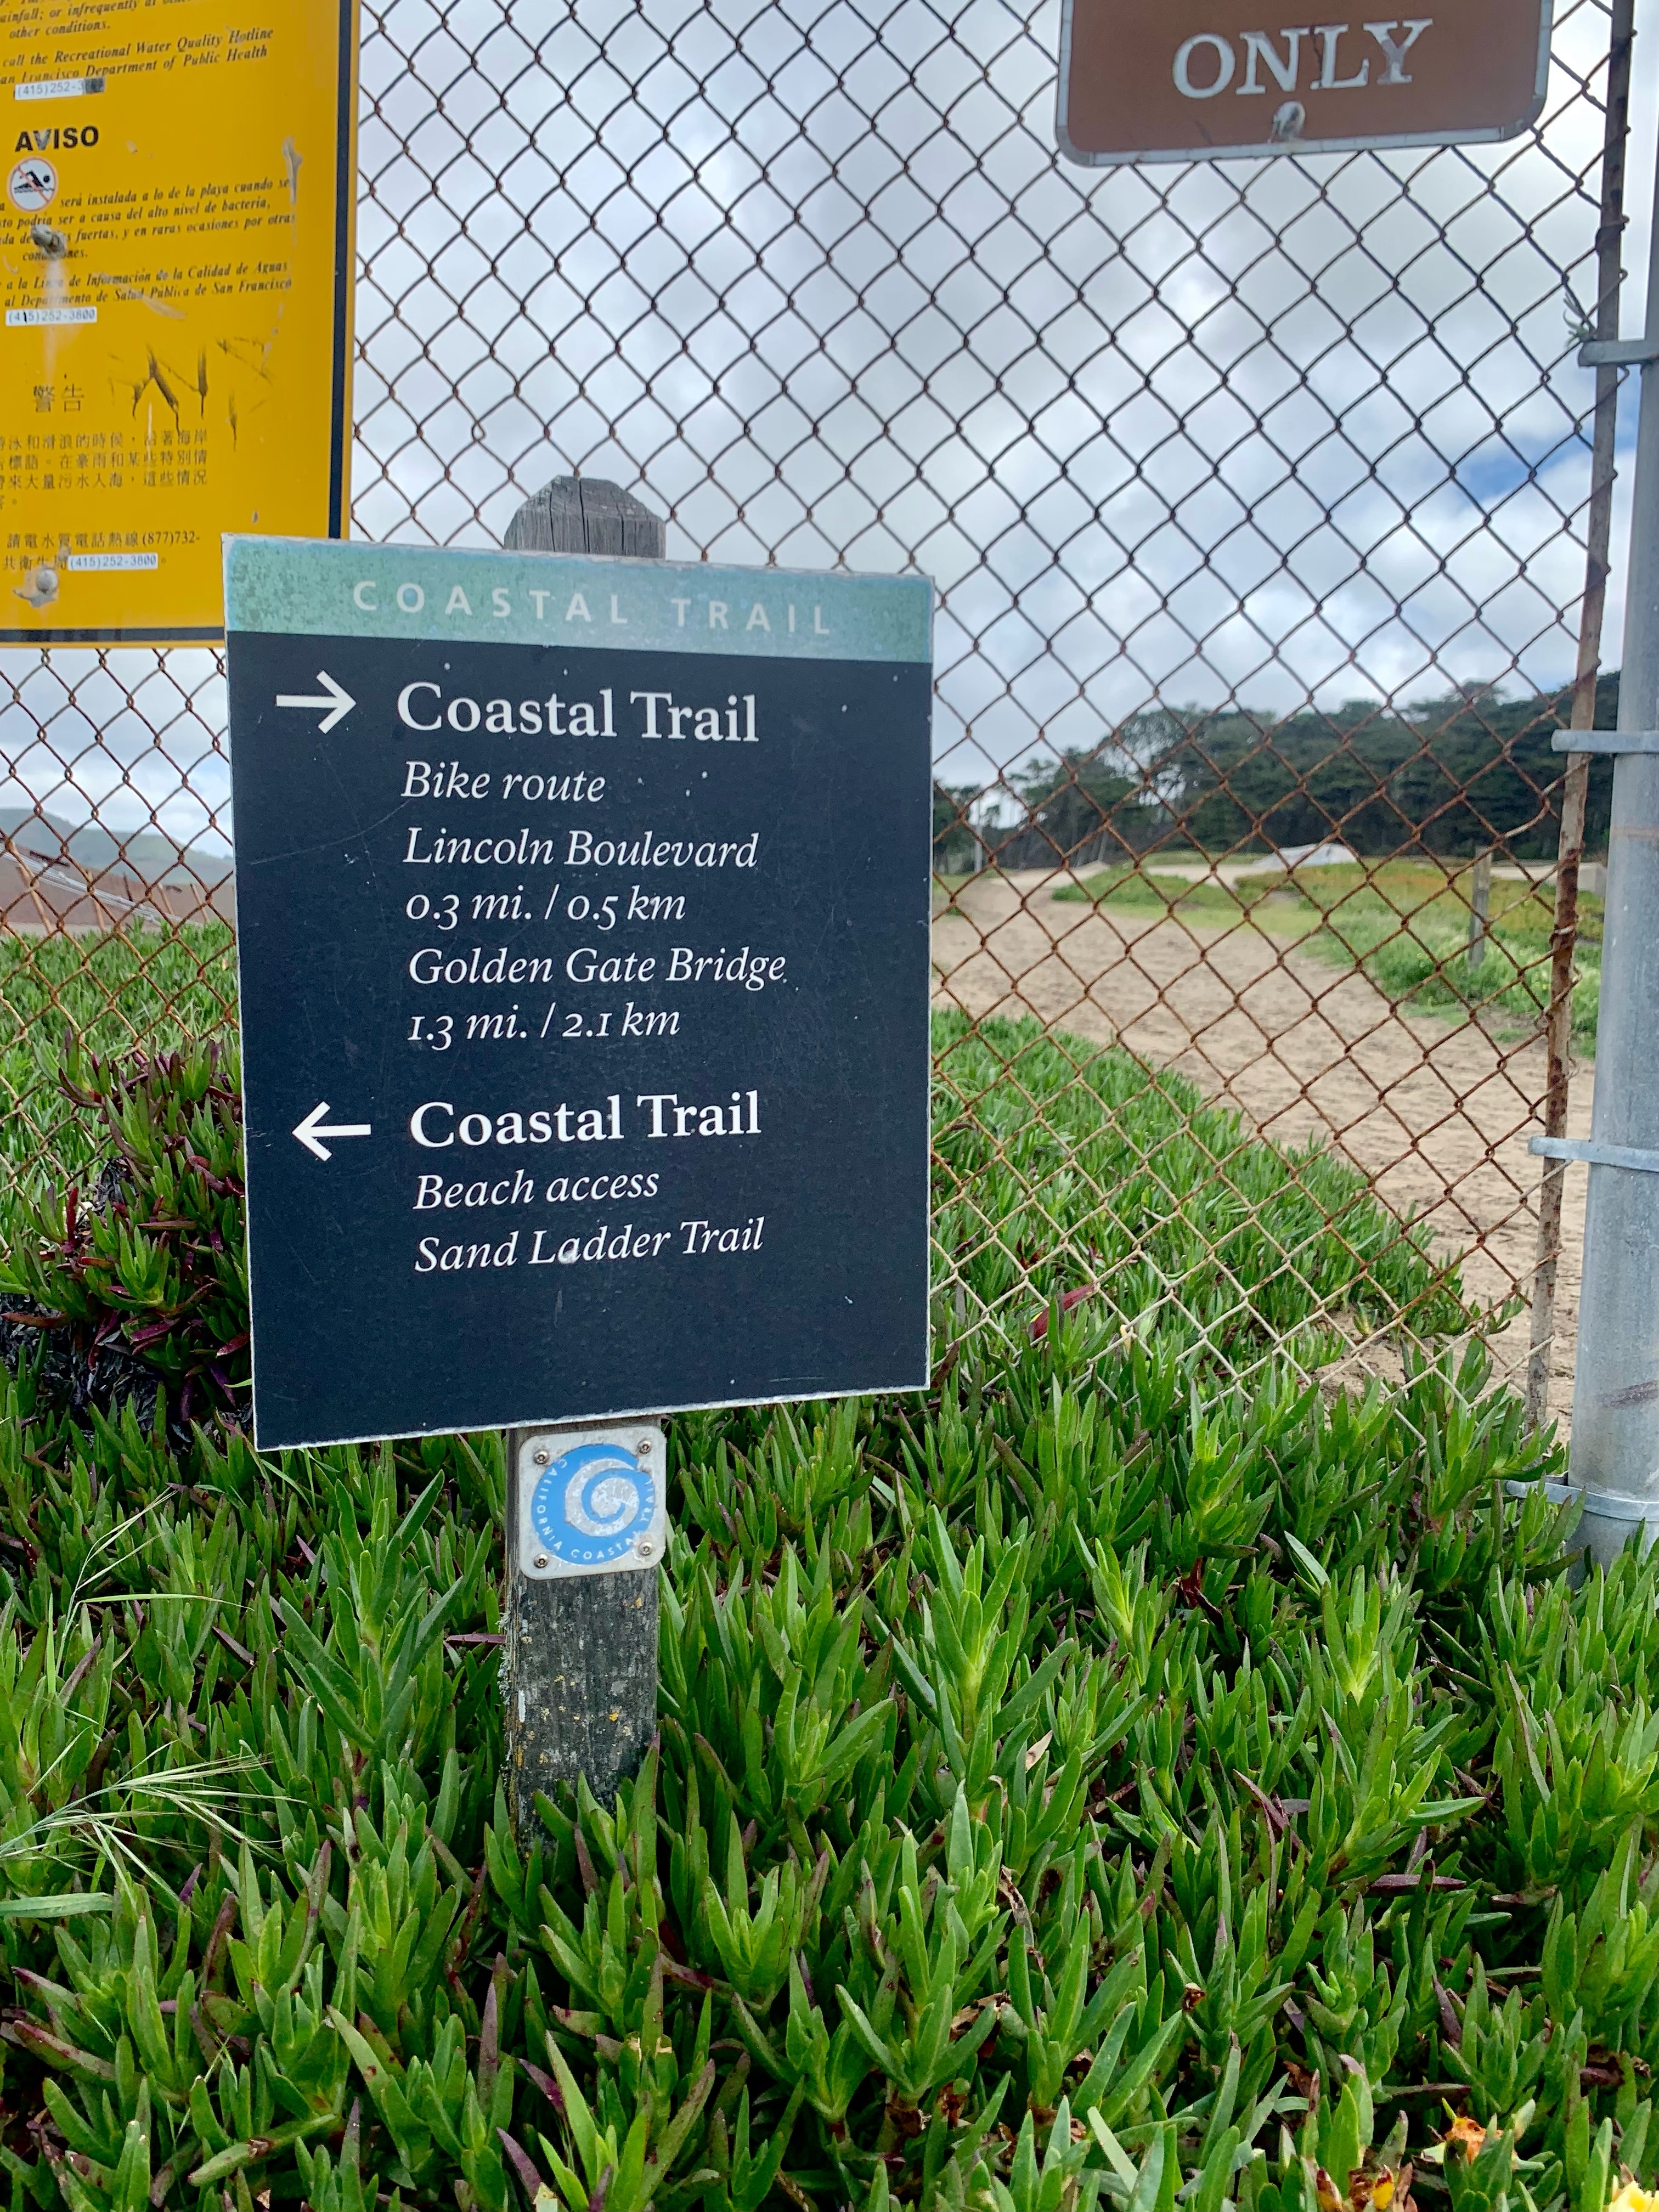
left=996, top=745, right=1161, bottom=866
left=1142, top=675, right=1618, bottom=859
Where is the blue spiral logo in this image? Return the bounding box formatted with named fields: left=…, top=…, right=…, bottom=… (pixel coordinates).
left=529, top=1441, right=656, bottom=1567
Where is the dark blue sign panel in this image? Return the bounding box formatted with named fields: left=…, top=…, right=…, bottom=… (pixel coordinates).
left=223, top=537, right=933, bottom=1449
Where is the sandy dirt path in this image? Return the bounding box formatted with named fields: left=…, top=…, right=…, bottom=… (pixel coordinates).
left=932, top=870, right=1592, bottom=1427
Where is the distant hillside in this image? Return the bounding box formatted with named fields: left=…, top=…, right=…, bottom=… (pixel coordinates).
left=0, top=809, right=232, bottom=889
left=949, top=675, right=1622, bottom=870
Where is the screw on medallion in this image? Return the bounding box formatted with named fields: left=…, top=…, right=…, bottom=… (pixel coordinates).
left=533, top=1553, right=550, bottom=1569
left=532, top=1446, right=550, bottom=1465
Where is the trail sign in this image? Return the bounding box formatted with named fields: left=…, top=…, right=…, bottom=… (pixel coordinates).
left=1057, top=0, right=1551, bottom=164
left=0, top=0, right=357, bottom=645
left=223, top=535, right=934, bottom=1452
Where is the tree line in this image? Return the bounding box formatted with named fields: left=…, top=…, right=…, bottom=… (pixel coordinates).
left=934, top=675, right=1620, bottom=870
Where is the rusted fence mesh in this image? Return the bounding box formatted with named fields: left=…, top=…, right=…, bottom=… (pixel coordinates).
left=0, top=0, right=1637, bottom=1423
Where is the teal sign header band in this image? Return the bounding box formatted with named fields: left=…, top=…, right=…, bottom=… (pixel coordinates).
left=224, top=535, right=933, bottom=665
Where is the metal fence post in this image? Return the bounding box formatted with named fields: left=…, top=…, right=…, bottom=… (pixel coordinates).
left=1526, top=0, right=1634, bottom=1434
left=1531, top=156, right=1659, bottom=1565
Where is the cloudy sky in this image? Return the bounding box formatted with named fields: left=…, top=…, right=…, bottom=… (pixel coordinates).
left=2, top=0, right=1654, bottom=851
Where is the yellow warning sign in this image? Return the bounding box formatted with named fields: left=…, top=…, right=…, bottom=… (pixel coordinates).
left=1, top=0, right=357, bottom=646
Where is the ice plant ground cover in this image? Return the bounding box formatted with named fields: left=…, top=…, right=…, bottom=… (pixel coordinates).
left=0, top=1032, right=1655, bottom=2209
left=0, top=929, right=238, bottom=1178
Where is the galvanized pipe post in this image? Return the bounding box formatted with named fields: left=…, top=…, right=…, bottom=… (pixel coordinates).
left=1532, top=164, right=1659, bottom=1565
left=1525, top=0, right=1634, bottom=1431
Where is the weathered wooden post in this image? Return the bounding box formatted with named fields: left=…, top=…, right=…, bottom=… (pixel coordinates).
left=503, top=1420, right=663, bottom=1822
left=1468, top=847, right=1493, bottom=973
left=503, top=475, right=668, bottom=1831
left=505, top=474, right=665, bottom=562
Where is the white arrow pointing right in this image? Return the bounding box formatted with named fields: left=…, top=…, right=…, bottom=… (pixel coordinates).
left=275, top=670, right=356, bottom=734
left=293, top=1102, right=373, bottom=1161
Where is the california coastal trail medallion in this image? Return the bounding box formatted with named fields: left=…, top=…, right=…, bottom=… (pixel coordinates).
left=518, top=1428, right=666, bottom=1578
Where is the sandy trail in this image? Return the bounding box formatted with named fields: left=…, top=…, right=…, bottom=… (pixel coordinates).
left=932, top=870, right=1592, bottom=1426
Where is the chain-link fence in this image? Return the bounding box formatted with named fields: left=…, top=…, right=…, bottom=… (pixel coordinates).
left=0, top=0, right=1641, bottom=1424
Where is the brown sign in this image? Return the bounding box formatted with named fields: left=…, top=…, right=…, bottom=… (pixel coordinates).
left=1057, top=0, right=1551, bottom=163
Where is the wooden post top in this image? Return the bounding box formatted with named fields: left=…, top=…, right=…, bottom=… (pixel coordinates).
left=505, top=475, right=667, bottom=561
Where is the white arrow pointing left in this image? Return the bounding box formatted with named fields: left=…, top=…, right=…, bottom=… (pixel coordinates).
left=275, top=670, right=356, bottom=734
left=293, top=1102, right=373, bottom=1161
